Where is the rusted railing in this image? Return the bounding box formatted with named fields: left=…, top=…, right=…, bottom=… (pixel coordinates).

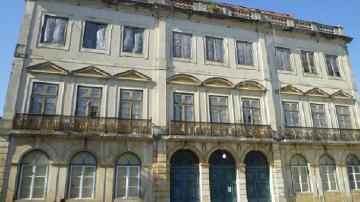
left=281, top=127, right=360, bottom=142
left=294, top=20, right=312, bottom=31
left=169, top=120, right=272, bottom=138
left=171, top=0, right=193, bottom=10
left=13, top=114, right=152, bottom=134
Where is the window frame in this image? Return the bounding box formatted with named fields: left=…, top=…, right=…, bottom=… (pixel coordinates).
left=119, top=89, right=143, bottom=120
left=173, top=93, right=194, bottom=122
left=325, top=54, right=341, bottom=78
left=319, top=155, right=338, bottom=192
left=335, top=105, right=353, bottom=129
left=29, top=82, right=59, bottom=115
left=283, top=101, right=301, bottom=127
left=39, top=14, right=69, bottom=46
left=242, top=98, right=262, bottom=125
left=291, top=165, right=311, bottom=193
left=172, top=31, right=193, bottom=59
left=115, top=165, right=141, bottom=199
left=122, top=26, right=145, bottom=53
left=68, top=165, right=97, bottom=199
left=80, top=20, right=111, bottom=54
left=37, top=12, right=73, bottom=51
left=236, top=40, right=254, bottom=67
left=320, top=165, right=338, bottom=191
left=310, top=103, right=328, bottom=128
left=205, top=36, right=225, bottom=64
left=300, top=50, right=317, bottom=74
left=275, top=47, right=292, bottom=71
left=75, top=86, right=102, bottom=117
left=18, top=163, right=49, bottom=200
left=346, top=155, right=360, bottom=190
left=120, top=25, right=149, bottom=58
left=209, top=95, right=229, bottom=123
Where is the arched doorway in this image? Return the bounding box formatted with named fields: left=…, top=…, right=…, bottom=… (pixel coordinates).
left=170, top=150, right=200, bottom=202
left=209, top=150, right=237, bottom=202
left=245, top=151, right=271, bottom=202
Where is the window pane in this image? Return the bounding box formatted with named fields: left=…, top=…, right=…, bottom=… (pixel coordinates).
left=237, top=42, right=245, bottom=65
left=245, top=42, right=253, bottom=65
left=19, top=176, right=32, bottom=199
left=41, top=15, right=68, bottom=45
left=83, top=22, right=107, bottom=49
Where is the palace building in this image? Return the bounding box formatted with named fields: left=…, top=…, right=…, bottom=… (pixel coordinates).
left=0, top=0, right=359, bottom=201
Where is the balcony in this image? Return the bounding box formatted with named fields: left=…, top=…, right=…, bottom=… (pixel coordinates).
left=12, top=114, right=152, bottom=135
left=169, top=120, right=273, bottom=139
left=281, top=127, right=360, bottom=142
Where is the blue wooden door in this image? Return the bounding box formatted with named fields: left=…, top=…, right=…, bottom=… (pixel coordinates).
left=245, top=151, right=271, bottom=202
left=210, top=165, right=237, bottom=202
left=171, top=166, right=199, bottom=202
left=170, top=150, right=200, bottom=202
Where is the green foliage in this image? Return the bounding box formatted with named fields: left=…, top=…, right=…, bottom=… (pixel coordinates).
left=207, top=3, right=222, bottom=14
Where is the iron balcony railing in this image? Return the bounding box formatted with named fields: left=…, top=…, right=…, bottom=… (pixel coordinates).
left=281, top=127, right=360, bottom=142
left=169, top=120, right=273, bottom=138
left=13, top=113, right=152, bottom=135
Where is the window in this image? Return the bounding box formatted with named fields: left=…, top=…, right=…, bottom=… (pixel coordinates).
left=325, top=55, right=340, bottom=77
left=17, top=150, right=49, bottom=199
left=301, top=51, right=316, bottom=74
left=206, top=36, right=224, bottom=62
left=76, top=86, right=102, bottom=117
left=173, top=93, right=194, bottom=121
left=123, top=26, right=144, bottom=53
left=310, top=104, right=327, bottom=128
left=83, top=21, right=107, bottom=49
left=40, top=15, right=68, bottom=45
left=30, top=83, right=58, bottom=115
left=319, top=154, right=338, bottom=191
left=336, top=106, right=352, bottom=129
left=173, top=32, right=192, bottom=58
left=115, top=153, right=141, bottom=198
left=68, top=152, right=96, bottom=199
left=275, top=47, right=291, bottom=71
left=290, top=155, right=310, bottom=193
left=119, top=90, right=143, bottom=119
left=242, top=99, right=261, bottom=125
left=283, top=102, right=300, bottom=127
left=346, top=155, right=360, bottom=190
left=236, top=41, right=253, bottom=66
left=209, top=96, right=229, bottom=123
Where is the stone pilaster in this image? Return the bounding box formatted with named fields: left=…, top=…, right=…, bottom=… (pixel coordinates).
left=272, top=143, right=286, bottom=202
left=200, top=163, right=210, bottom=202
left=153, top=140, right=169, bottom=202
left=237, top=163, right=247, bottom=202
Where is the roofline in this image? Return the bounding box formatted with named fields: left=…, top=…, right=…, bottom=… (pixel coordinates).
left=103, top=0, right=352, bottom=43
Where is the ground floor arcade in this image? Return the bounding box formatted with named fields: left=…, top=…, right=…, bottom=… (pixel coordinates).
left=2, top=134, right=360, bottom=202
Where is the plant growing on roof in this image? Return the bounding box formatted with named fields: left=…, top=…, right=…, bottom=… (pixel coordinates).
left=207, top=3, right=222, bottom=14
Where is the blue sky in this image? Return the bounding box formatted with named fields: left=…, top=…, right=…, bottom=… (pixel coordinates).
left=0, top=0, right=359, bottom=116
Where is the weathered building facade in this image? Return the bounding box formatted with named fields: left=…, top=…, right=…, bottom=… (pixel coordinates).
left=0, top=0, right=359, bottom=202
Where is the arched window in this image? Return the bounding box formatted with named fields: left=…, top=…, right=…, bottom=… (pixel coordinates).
left=346, top=154, right=360, bottom=190
left=319, top=154, right=338, bottom=191
left=68, top=152, right=96, bottom=199
left=115, top=152, right=141, bottom=198
left=17, top=150, right=49, bottom=199
left=290, top=155, right=310, bottom=193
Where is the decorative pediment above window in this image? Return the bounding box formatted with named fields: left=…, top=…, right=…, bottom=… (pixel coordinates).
left=27, top=61, right=70, bottom=75
left=279, top=85, right=303, bottom=95
left=72, top=66, right=111, bottom=78
left=202, top=77, right=235, bottom=89
left=167, top=74, right=201, bottom=86
left=114, top=70, right=151, bottom=82
left=236, top=81, right=266, bottom=92
left=330, top=90, right=353, bottom=100
left=305, top=88, right=329, bottom=98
